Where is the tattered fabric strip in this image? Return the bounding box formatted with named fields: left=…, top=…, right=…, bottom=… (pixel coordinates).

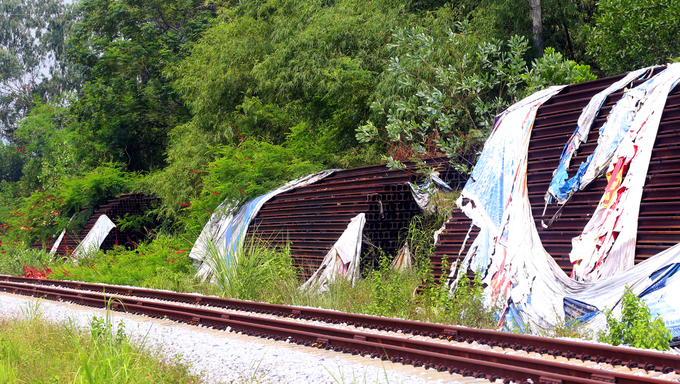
left=454, top=64, right=680, bottom=339
left=543, top=67, right=654, bottom=208
left=570, top=65, right=680, bottom=281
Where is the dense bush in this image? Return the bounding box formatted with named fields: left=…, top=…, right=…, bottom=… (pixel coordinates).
left=598, top=286, right=672, bottom=351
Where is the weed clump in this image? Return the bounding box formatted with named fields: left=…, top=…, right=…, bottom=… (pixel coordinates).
left=0, top=302, right=199, bottom=383
left=598, top=286, right=671, bottom=351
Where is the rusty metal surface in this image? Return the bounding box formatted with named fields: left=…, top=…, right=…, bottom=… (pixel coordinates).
left=2, top=276, right=678, bottom=383
left=432, top=68, right=680, bottom=279
left=48, top=193, right=161, bottom=256
left=247, top=158, right=462, bottom=277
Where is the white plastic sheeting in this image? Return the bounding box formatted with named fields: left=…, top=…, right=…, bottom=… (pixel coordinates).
left=72, top=215, right=116, bottom=259
left=191, top=169, right=338, bottom=280
left=49, top=229, right=66, bottom=256
left=409, top=173, right=453, bottom=213
left=456, top=86, right=566, bottom=280
left=50, top=214, right=76, bottom=256
left=188, top=202, right=235, bottom=269
left=570, top=65, right=680, bottom=281
left=391, top=242, right=412, bottom=271
left=454, top=64, right=680, bottom=338
left=301, top=213, right=365, bottom=292
left=544, top=66, right=655, bottom=207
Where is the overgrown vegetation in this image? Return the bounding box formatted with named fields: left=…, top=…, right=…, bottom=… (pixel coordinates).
left=0, top=302, right=199, bottom=383
left=598, top=286, right=672, bottom=351
left=1, top=0, right=678, bottom=357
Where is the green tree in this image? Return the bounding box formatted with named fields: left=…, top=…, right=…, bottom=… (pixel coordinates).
left=0, top=142, right=23, bottom=182
left=470, top=0, right=598, bottom=65
left=171, top=0, right=416, bottom=160
left=588, top=0, right=680, bottom=75
left=12, top=102, right=105, bottom=190
left=67, top=0, right=218, bottom=172
left=0, top=0, right=81, bottom=139
left=356, top=25, right=595, bottom=172
left=151, top=0, right=441, bottom=216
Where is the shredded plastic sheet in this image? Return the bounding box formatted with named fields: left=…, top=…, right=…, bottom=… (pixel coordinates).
left=72, top=215, right=116, bottom=259
left=49, top=229, right=66, bottom=255
left=459, top=86, right=566, bottom=236
left=570, top=66, right=680, bottom=281
left=544, top=66, right=655, bottom=207
left=454, top=64, right=680, bottom=338
left=391, top=242, right=412, bottom=271
left=301, top=213, right=365, bottom=292
left=191, top=169, right=337, bottom=280
left=189, top=202, right=235, bottom=269
left=50, top=214, right=77, bottom=256
left=409, top=173, right=453, bottom=213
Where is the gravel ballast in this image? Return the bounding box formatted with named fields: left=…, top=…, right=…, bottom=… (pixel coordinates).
left=0, top=292, right=485, bottom=384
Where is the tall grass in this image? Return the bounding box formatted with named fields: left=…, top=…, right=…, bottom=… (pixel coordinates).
left=202, top=229, right=498, bottom=329
left=203, top=235, right=300, bottom=303
left=0, top=302, right=199, bottom=383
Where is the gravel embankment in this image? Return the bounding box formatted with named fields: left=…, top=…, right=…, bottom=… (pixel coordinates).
left=0, top=292, right=489, bottom=384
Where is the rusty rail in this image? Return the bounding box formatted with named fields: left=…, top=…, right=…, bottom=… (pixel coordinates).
left=2, top=275, right=678, bottom=381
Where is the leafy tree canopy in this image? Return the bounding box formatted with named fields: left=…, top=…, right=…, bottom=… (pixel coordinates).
left=588, top=0, right=680, bottom=75
left=470, top=0, right=598, bottom=66
left=357, top=25, right=595, bottom=172
left=0, top=0, right=81, bottom=139
left=12, top=102, right=105, bottom=191
left=67, top=0, right=219, bottom=172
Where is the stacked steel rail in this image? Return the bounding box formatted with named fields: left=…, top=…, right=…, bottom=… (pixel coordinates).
left=432, top=68, right=680, bottom=279
left=48, top=193, right=161, bottom=256
left=248, top=159, right=464, bottom=277
left=2, top=275, right=679, bottom=384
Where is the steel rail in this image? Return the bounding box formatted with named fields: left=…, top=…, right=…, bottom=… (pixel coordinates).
left=2, top=275, right=678, bottom=377
left=1, top=280, right=676, bottom=384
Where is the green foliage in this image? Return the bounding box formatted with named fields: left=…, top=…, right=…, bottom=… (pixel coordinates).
left=0, top=164, right=134, bottom=248
left=470, top=0, right=598, bottom=65
left=67, top=0, right=218, bottom=171
left=537, top=315, right=593, bottom=340
left=401, top=210, right=451, bottom=266
left=0, top=142, right=23, bottom=183
left=144, top=138, right=323, bottom=232
left=168, top=0, right=436, bottom=178
left=358, top=25, right=596, bottom=172
left=205, top=140, right=322, bottom=206
left=0, top=0, right=81, bottom=138
left=48, top=234, right=201, bottom=293
left=523, top=47, right=596, bottom=95
left=207, top=237, right=300, bottom=303
left=598, top=286, right=672, bottom=351
left=418, top=257, right=498, bottom=328
left=589, top=0, right=680, bottom=75
left=0, top=304, right=199, bottom=383
left=12, top=102, right=105, bottom=190
left=364, top=252, right=420, bottom=317
left=0, top=246, right=51, bottom=276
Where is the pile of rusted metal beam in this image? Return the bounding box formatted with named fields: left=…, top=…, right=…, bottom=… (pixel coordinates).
left=247, top=159, right=463, bottom=278
left=432, top=67, right=680, bottom=280
left=51, top=193, right=160, bottom=256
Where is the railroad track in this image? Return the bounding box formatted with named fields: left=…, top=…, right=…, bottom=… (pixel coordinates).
left=2, top=275, right=679, bottom=384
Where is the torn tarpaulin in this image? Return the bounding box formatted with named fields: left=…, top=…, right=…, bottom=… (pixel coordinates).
left=454, top=85, right=566, bottom=289
left=72, top=215, right=116, bottom=260
left=409, top=173, right=453, bottom=213
left=301, top=213, right=365, bottom=292
left=569, top=66, right=680, bottom=281
left=191, top=169, right=337, bottom=280
left=454, top=63, right=680, bottom=337
left=544, top=66, right=655, bottom=208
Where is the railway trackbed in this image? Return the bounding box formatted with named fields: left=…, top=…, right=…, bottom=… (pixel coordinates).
left=1, top=275, right=678, bottom=384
